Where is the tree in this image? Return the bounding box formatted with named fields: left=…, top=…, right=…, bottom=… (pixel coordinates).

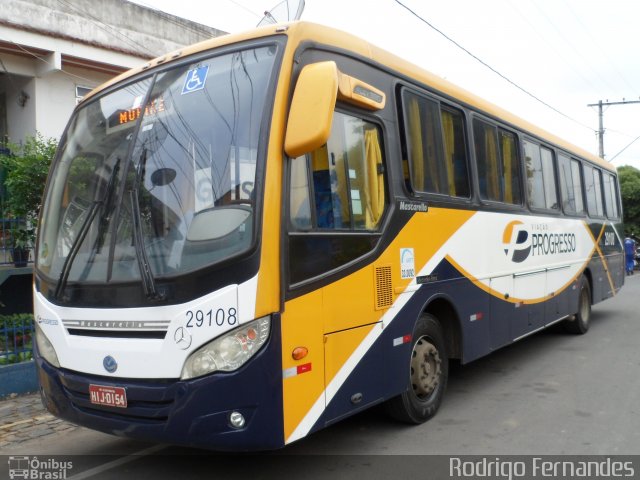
left=618, top=165, right=640, bottom=236
left=0, top=133, right=58, bottom=247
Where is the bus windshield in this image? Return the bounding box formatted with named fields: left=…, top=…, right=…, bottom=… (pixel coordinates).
left=37, top=45, right=278, bottom=291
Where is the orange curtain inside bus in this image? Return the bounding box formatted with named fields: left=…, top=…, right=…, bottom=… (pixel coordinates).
left=407, top=97, right=425, bottom=191
left=442, top=110, right=456, bottom=196
left=501, top=132, right=513, bottom=203
left=484, top=127, right=499, bottom=200
left=365, top=128, right=384, bottom=229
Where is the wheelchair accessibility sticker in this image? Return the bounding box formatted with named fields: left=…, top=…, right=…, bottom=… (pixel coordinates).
left=182, top=65, right=209, bottom=95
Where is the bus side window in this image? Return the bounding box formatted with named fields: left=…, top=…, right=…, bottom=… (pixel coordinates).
left=524, top=140, right=559, bottom=211
left=441, top=108, right=470, bottom=198
left=558, top=154, right=585, bottom=215
left=584, top=164, right=605, bottom=217
left=401, top=91, right=470, bottom=198
left=473, top=120, right=521, bottom=204
left=289, top=111, right=386, bottom=231
left=602, top=171, right=619, bottom=219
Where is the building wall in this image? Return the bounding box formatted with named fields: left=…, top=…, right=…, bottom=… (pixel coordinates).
left=0, top=0, right=225, bottom=59
left=0, top=0, right=225, bottom=144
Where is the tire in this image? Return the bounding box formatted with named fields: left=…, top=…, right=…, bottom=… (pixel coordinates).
left=563, top=275, right=591, bottom=334
left=385, top=313, right=448, bottom=424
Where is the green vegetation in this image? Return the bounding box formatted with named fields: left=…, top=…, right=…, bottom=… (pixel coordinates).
left=0, top=133, right=58, bottom=247
left=618, top=165, right=640, bottom=236
left=0, top=313, right=34, bottom=365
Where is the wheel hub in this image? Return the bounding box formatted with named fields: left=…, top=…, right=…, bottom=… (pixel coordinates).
left=411, top=337, right=442, bottom=399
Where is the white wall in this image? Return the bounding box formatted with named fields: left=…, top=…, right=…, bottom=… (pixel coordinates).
left=33, top=67, right=113, bottom=141
left=0, top=0, right=225, bottom=146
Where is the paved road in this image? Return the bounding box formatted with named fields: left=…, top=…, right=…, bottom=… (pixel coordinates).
left=1, top=274, right=639, bottom=476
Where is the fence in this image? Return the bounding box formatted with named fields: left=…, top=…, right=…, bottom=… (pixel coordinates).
left=0, top=314, right=34, bottom=365
left=0, top=217, right=31, bottom=265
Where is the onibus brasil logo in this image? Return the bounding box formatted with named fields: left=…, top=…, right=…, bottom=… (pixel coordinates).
left=8, top=456, right=73, bottom=479
left=503, top=220, right=577, bottom=263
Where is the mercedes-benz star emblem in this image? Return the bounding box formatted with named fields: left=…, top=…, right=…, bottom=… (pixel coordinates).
left=174, top=327, right=192, bottom=350
left=103, top=355, right=118, bottom=373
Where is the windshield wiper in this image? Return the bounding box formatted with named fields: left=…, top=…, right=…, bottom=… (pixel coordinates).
left=54, top=159, right=122, bottom=300
left=129, top=147, right=163, bottom=300
left=53, top=200, right=102, bottom=300
left=95, top=158, right=121, bottom=253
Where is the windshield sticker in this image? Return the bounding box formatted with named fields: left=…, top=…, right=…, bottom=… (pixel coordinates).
left=182, top=65, right=209, bottom=95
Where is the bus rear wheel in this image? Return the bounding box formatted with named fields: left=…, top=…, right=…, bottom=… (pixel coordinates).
left=386, top=313, right=448, bottom=424
left=563, top=275, right=591, bottom=334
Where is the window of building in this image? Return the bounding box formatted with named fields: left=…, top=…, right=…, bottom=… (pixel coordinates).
left=473, top=120, right=521, bottom=204
left=75, top=85, right=93, bottom=104
left=402, top=90, right=469, bottom=197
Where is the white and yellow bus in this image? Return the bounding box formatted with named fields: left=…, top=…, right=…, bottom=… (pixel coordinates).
left=33, top=22, right=624, bottom=450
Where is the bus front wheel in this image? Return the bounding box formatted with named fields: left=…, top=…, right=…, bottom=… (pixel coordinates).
left=386, top=313, right=448, bottom=424
left=564, top=275, right=591, bottom=334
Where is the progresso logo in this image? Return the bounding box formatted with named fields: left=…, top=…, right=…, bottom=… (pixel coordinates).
left=503, top=221, right=531, bottom=263
left=503, top=220, right=577, bottom=263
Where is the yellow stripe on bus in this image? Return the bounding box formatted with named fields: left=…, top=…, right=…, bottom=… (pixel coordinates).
left=282, top=207, right=475, bottom=441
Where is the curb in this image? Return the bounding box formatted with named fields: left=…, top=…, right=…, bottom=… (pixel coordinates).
left=0, top=361, right=38, bottom=399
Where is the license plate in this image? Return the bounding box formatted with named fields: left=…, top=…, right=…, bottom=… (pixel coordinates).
left=89, top=384, right=127, bottom=408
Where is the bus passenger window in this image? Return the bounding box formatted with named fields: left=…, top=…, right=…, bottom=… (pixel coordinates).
left=289, top=111, right=386, bottom=231
left=442, top=108, right=470, bottom=197
left=473, top=120, right=521, bottom=204
left=474, top=121, right=500, bottom=201
left=558, top=154, right=585, bottom=215
left=602, top=172, right=619, bottom=219
left=290, top=153, right=312, bottom=229
left=401, top=91, right=470, bottom=198
left=584, top=165, right=605, bottom=217
left=524, top=141, right=558, bottom=210
left=540, top=147, right=558, bottom=209
left=499, top=130, right=522, bottom=204
left=403, top=92, right=444, bottom=194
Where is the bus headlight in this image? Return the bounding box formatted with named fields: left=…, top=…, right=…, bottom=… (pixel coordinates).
left=181, top=316, right=270, bottom=380
left=35, top=325, right=60, bottom=368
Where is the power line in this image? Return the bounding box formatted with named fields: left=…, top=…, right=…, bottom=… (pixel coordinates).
left=393, top=0, right=595, bottom=133
left=587, top=99, right=640, bottom=158
left=4, top=40, right=96, bottom=84
left=609, top=134, right=640, bottom=163
left=225, top=0, right=263, bottom=19
left=560, top=0, right=638, bottom=97
left=527, top=0, right=619, bottom=95
left=502, top=0, right=603, bottom=98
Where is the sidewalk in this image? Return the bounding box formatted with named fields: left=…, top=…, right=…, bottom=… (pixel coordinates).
left=0, top=392, right=79, bottom=450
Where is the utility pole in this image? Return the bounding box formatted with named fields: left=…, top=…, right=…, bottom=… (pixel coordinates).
left=587, top=99, right=640, bottom=159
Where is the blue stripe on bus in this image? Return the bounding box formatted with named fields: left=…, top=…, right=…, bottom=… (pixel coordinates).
left=36, top=315, right=285, bottom=451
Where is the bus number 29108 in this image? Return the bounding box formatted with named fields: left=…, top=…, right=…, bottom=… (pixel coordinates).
left=186, top=308, right=237, bottom=328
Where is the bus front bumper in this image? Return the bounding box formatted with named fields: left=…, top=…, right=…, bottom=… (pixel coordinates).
left=34, top=330, right=284, bottom=452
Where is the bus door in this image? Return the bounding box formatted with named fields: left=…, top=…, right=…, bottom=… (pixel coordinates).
left=314, top=109, right=388, bottom=420
left=283, top=56, right=390, bottom=432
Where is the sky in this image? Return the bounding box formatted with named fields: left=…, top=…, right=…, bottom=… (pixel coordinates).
left=129, top=0, right=640, bottom=171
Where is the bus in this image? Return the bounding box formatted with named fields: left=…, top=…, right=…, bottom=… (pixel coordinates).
left=33, top=21, right=624, bottom=451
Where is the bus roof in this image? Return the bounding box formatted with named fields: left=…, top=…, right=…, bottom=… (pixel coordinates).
left=84, top=21, right=612, bottom=172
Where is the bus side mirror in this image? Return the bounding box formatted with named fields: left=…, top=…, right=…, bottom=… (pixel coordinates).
left=284, top=61, right=338, bottom=158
